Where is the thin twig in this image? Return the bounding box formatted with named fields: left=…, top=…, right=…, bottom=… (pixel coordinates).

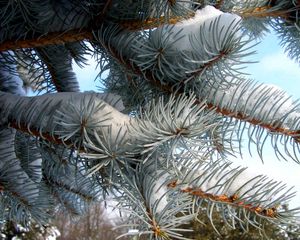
left=215, top=0, right=225, bottom=9
left=9, top=121, right=82, bottom=151
left=121, top=13, right=195, bottom=31
left=167, top=180, right=279, bottom=218
left=43, top=173, right=94, bottom=201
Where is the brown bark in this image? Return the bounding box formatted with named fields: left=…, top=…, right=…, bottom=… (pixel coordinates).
left=168, top=180, right=279, bottom=218
left=0, top=29, right=93, bottom=52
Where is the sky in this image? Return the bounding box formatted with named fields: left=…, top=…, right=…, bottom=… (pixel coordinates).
left=74, top=30, right=300, bottom=209
left=241, top=31, right=300, bottom=209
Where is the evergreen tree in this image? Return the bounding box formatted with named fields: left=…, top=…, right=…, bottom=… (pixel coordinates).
left=0, top=0, right=300, bottom=239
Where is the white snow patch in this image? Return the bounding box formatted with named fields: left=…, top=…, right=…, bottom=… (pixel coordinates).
left=148, top=171, right=169, bottom=213
left=154, top=6, right=241, bottom=52
left=209, top=82, right=296, bottom=123
left=183, top=163, right=281, bottom=204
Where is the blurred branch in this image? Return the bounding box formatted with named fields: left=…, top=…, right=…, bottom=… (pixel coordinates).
left=121, top=13, right=195, bottom=31
left=236, top=7, right=292, bottom=19
left=42, top=173, right=95, bottom=202
left=214, top=0, right=224, bottom=9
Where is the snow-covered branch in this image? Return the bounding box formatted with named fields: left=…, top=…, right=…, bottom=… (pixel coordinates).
left=0, top=91, right=130, bottom=148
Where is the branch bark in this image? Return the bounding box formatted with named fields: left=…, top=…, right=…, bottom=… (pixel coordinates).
left=0, top=29, right=93, bottom=52
left=167, top=180, right=279, bottom=218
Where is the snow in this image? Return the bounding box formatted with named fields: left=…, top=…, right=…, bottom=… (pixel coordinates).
left=128, top=229, right=139, bottom=235
left=181, top=162, right=283, bottom=205
left=0, top=91, right=131, bottom=142
left=148, top=171, right=169, bottom=213
left=207, top=82, right=297, bottom=124
left=169, top=5, right=223, bottom=51
left=46, top=227, right=61, bottom=240
left=153, top=6, right=241, bottom=52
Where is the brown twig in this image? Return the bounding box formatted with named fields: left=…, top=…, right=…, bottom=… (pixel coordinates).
left=140, top=185, right=166, bottom=238
left=205, top=101, right=300, bottom=142
left=236, top=6, right=290, bottom=19
left=145, top=206, right=164, bottom=238
left=0, top=3, right=192, bottom=52
left=167, top=180, right=278, bottom=218
left=215, top=0, right=225, bottom=9
left=0, top=29, right=93, bottom=52
left=9, top=121, right=83, bottom=151
left=0, top=0, right=115, bottom=52
left=121, top=13, right=195, bottom=31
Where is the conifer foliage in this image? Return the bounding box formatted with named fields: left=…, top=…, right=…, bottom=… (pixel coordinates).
left=0, top=0, right=300, bottom=239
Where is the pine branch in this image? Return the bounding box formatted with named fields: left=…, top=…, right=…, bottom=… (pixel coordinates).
left=1, top=3, right=300, bottom=234
left=14, top=132, right=42, bottom=182
left=236, top=7, right=293, bottom=19
left=121, top=14, right=195, bottom=31
left=0, top=29, right=93, bottom=52
left=0, top=2, right=298, bottom=52
left=204, top=102, right=300, bottom=142
left=36, top=45, right=80, bottom=92
left=116, top=171, right=195, bottom=240
left=214, top=0, right=225, bottom=9
left=97, top=29, right=186, bottom=91
left=0, top=0, right=114, bottom=52
left=90, top=0, right=114, bottom=29
left=160, top=159, right=300, bottom=234
left=140, top=184, right=165, bottom=238
left=43, top=180, right=80, bottom=216
left=217, top=1, right=300, bottom=21
left=1, top=92, right=131, bottom=156
left=0, top=128, right=51, bottom=224
left=9, top=121, right=75, bottom=149
left=117, top=160, right=300, bottom=239
left=168, top=180, right=278, bottom=218
left=0, top=1, right=194, bottom=51
left=42, top=173, right=94, bottom=202
left=97, top=35, right=300, bottom=144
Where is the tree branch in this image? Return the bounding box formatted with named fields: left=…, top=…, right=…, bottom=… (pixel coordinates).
left=203, top=102, right=300, bottom=142
left=0, top=29, right=93, bottom=52
left=9, top=121, right=76, bottom=149
left=0, top=0, right=114, bottom=52
left=98, top=39, right=300, bottom=144
left=44, top=180, right=80, bottom=215
left=121, top=14, right=195, bottom=31
left=167, top=180, right=279, bottom=218
left=1, top=92, right=131, bottom=153
left=36, top=46, right=80, bottom=92
left=0, top=7, right=192, bottom=52
left=235, top=7, right=292, bottom=19
left=0, top=4, right=298, bottom=52
left=214, top=0, right=225, bottom=9
left=42, top=173, right=94, bottom=201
